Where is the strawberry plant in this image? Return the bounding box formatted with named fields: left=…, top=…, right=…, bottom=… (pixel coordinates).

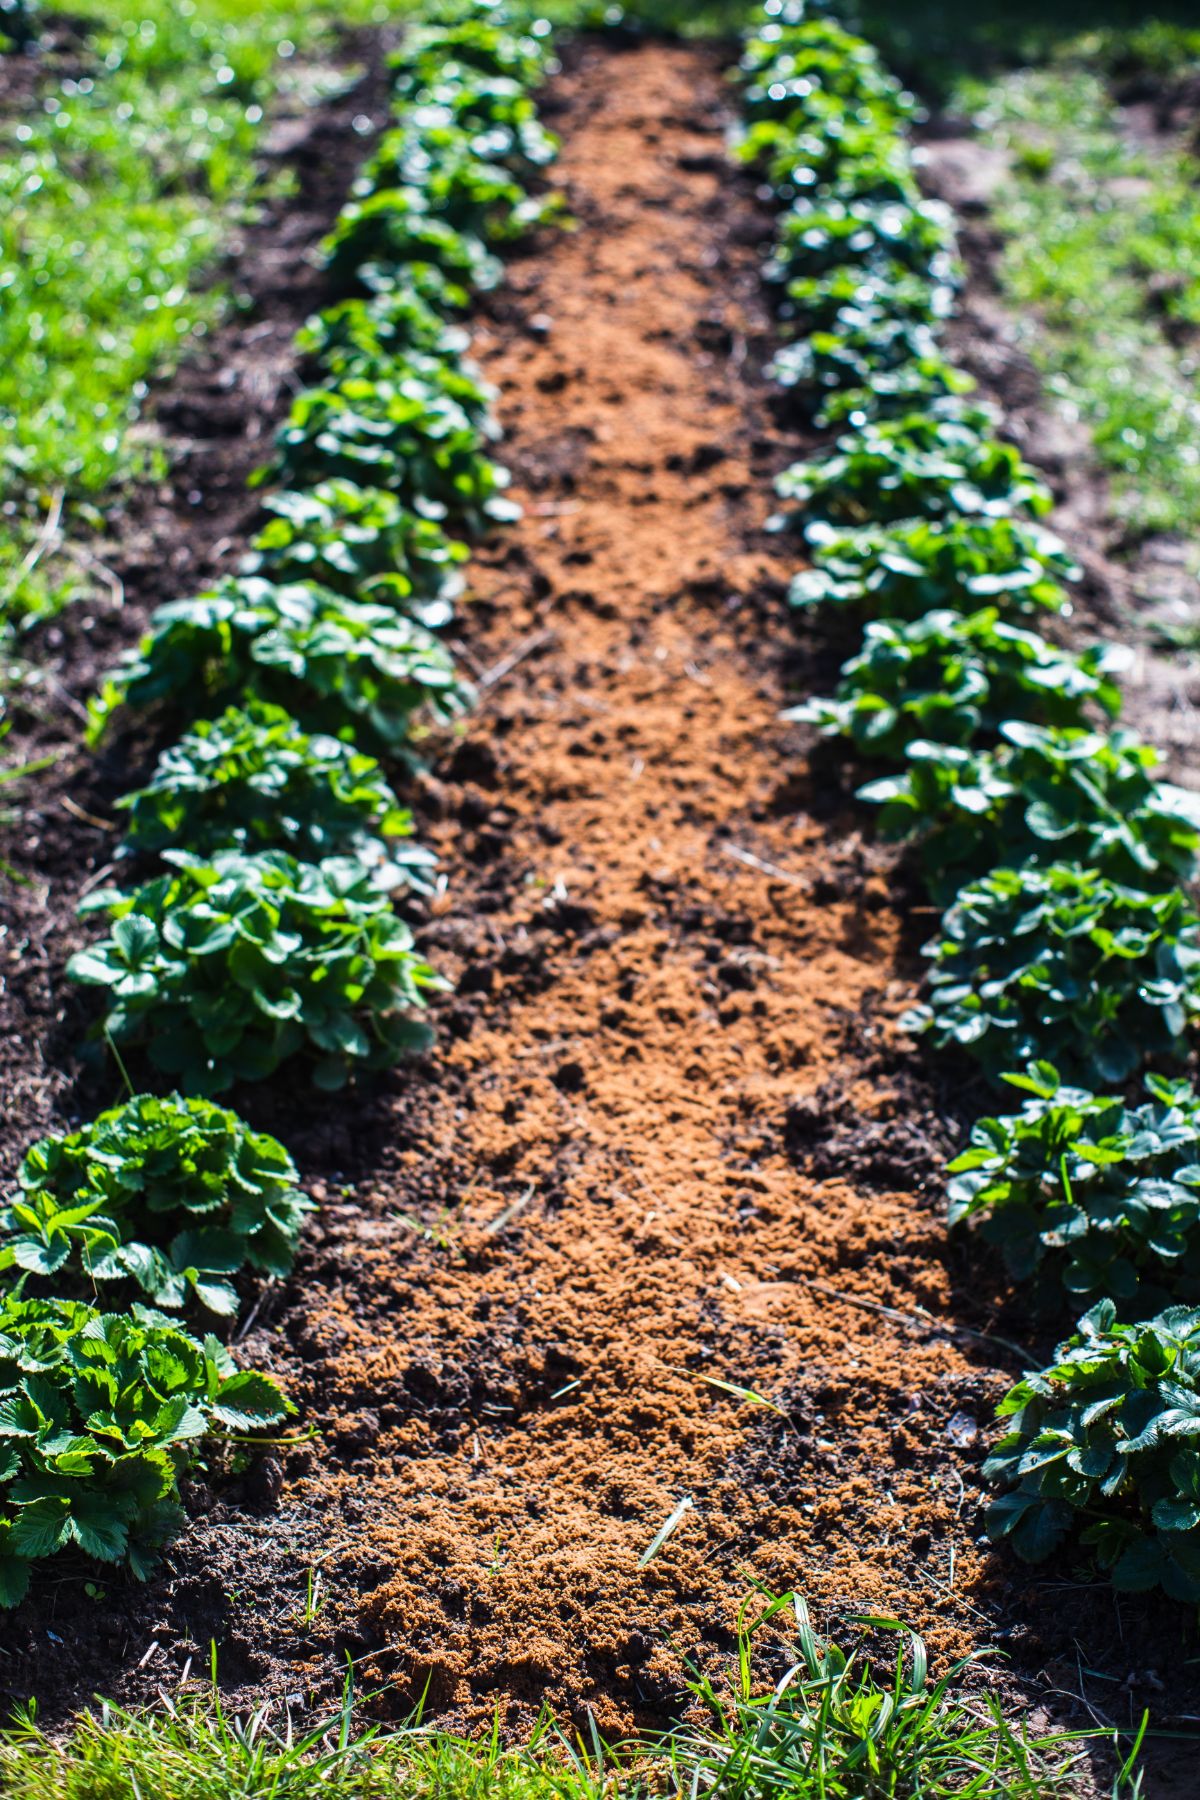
left=777, top=259, right=954, bottom=335
left=0, top=1294, right=288, bottom=1607
left=818, top=359, right=976, bottom=428
left=389, top=77, right=557, bottom=180
left=364, top=131, right=561, bottom=244
left=792, top=609, right=1123, bottom=759
left=771, top=311, right=953, bottom=402
left=116, top=702, right=435, bottom=892
left=322, top=191, right=502, bottom=297
left=791, top=515, right=1079, bottom=618
left=905, top=862, right=1200, bottom=1086
left=86, top=579, right=469, bottom=753
left=69, top=850, right=444, bottom=1093
left=768, top=195, right=952, bottom=286
left=342, top=257, right=476, bottom=321
left=273, top=370, right=517, bottom=532
left=389, top=17, right=552, bottom=95
left=6, top=1093, right=313, bottom=1317
left=245, top=481, right=468, bottom=629
left=948, top=1063, right=1200, bottom=1307
left=740, top=19, right=914, bottom=127
left=862, top=724, right=1200, bottom=899
left=772, top=410, right=1052, bottom=527
left=784, top=160, right=923, bottom=213
left=985, top=1299, right=1200, bottom=1600
left=297, top=290, right=471, bottom=377
left=735, top=116, right=915, bottom=214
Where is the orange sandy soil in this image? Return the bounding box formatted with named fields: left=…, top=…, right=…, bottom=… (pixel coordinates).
left=282, top=38, right=1030, bottom=1733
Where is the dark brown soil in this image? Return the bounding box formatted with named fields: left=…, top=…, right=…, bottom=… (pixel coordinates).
left=0, top=31, right=1193, bottom=1790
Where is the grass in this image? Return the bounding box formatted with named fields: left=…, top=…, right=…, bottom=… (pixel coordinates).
left=0, top=1695, right=615, bottom=1800
left=0, top=1595, right=1137, bottom=1798
left=0, top=0, right=407, bottom=647
left=953, top=59, right=1200, bottom=542
left=843, top=6, right=1200, bottom=543
left=660, top=1591, right=1128, bottom=1800
left=840, top=5, right=1200, bottom=545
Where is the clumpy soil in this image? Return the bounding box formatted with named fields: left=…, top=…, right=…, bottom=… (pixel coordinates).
left=0, top=31, right=1192, bottom=1782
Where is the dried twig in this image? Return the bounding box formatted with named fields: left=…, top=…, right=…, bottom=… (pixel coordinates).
left=235, top=1278, right=277, bottom=1344
left=802, top=1277, right=1032, bottom=1364
left=479, top=627, right=555, bottom=691
left=65, top=542, right=125, bottom=610
left=1, top=489, right=65, bottom=603
left=720, top=842, right=808, bottom=886
left=61, top=794, right=113, bottom=831
left=78, top=860, right=117, bottom=899
left=483, top=1181, right=536, bottom=1236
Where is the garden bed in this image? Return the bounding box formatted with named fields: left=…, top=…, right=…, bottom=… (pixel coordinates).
left=0, top=22, right=1194, bottom=1787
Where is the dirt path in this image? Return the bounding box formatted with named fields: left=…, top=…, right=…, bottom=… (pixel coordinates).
left=275, top=39, right=1008, bottom=1733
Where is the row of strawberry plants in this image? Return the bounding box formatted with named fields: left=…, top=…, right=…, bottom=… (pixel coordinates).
left=0, top=5, right=558, bottom=1610
left=740, top=0, right=1200, bottom=1601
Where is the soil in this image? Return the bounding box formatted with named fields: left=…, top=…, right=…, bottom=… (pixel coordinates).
left=0, top=28, right=1195, bottom=1792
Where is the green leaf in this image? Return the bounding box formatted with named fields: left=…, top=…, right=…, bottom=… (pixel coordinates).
left=211, top=1371, right=289, bottom=1431
left=1151, top=1498, right=1200, bottom=1533
left=112, top=915, right=158, bottom=964
left=311, top=1057, right=349, bottom=1091
left=0, top=1554, right=31, bottom=1610
left=189, top=1280, right=239, bottom=1318
left=10, top=1497, right=72, bottom=1558
left=1111, top=1535, right=1171, bottom=1594
left=66, top=950, right=123, bottom=987
left=69, top=1498, right=130, bottom=1565
left=12, top=1239, right=71, bottom=1277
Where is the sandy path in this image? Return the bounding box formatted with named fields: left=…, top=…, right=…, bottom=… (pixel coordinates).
left=290, top=38, right=1000, bottom=1732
